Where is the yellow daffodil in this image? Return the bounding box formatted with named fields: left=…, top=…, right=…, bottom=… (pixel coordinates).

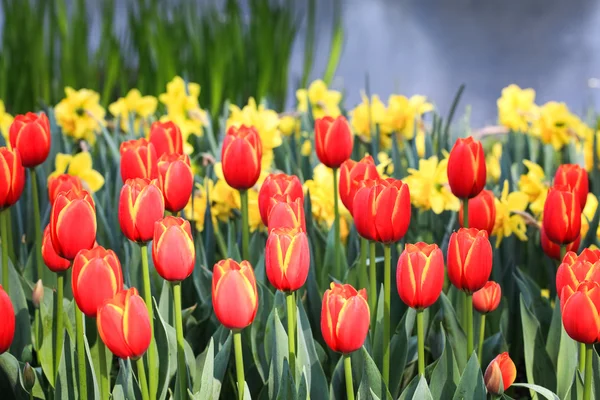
left=531, top=101, right=577, bottom=150
left=279, top=115, right=300, bottom=137
left=376, top=152, right=393, bottom=177
left=486, top=142, right=503, bottom=184
left=518, top=160, right=548, bottom=216
left=54, top=87, right=106, bottom=144
left=184, top=182, right=210, bottom=232
left=49, top=152, right=105, bottom=193
left=492, top=180, right=529, bottom=247
left=108, top=89, right=157, bottom=133
left=301, top=140, right=312, bottom=157
left=0, top=100, right=13, bottom=143
left=497, top=84, right=537, bottom=132
left=383, top=94, right=433, bottom=142
left=349, top=93, right=388, bottom=142
left=296, top=80, right=342, bottom=119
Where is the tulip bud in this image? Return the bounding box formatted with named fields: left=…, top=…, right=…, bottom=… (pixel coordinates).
left=23, top=363, right=35, bottom=391
left=0, top=147, right=26, bottom=210
left=212, top=259, right=258, bottom=330
left=9, top=112, right=51, bottom=168
left=152, top=217, right=195, bottom=282
left=472, top=281, right=502, bottom=314
left=447, top=228, right=493, bottom=293
left=50, top=190, right=96, bottom=260
left=221, top=125, right=262, bottom=190
left=556, top=248, right=600, bottom=302
left=157, top=153, right=193, bottom=213
left=120, top=138, right=158, bottom=182
left=540, top=227, right=580, bottom=261
left=149, top=120, right=183, bottom=157
left=314, top=116, right=354, bottom=169
left=554, top=164, right=589, bottom=209
left=396, top=242, right=444, bottom=310
left=543, top=185, right=581, bottom=245
left=265, top=228, right=310, bottom=292
left=267, top=196, right=306, bottom=232
left=447, top=137, right=486, bottom=199
left=321, top=282, right=370, bottom=353
left=353, top=178, right=411, bottom=244
left=32, top=279, right=44, bottom=309
left=258, top=174, right=304, bottom=226
left=339, top=155, right=379, bottom=215
left=72, top=247, right=124, bottom=317
left=47, top=174, right=83, bottom=204
left=458, top=190, right=496, bottom=235
left=0, top=285, right=15, bottom=354
left=118, top=178, right=165, bottom=243
left=42, top=225, right=71, bottom=272
left=97, top=288, right=151, bottom=359
left=484, top=352, right=517, bottom=394
left=561, top=281, right=600, bottom=343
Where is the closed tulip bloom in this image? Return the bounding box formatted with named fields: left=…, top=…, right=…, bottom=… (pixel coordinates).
left=221, top=125, right=262, bottom=190
left=484, top=352, right=517, bottom=394
left=149, top=120, right=183, bottom=157
left=472, top=281, right=502, bottom=314
left=9, top=112, right=51, bottom=168
left=258, top=174, right=304, bottom=226
left=48, top=174, right=83, bottom=204
left=314, top=116, right=353, bottom=169
left=554, top=164, right=589, bottom=209
left=118, top=178, right=165, bottom=243
left=447, top=228, right=493, bottom=293
left=447, top=137, right=486, bottom=199
left=543, top=185, right=581, bottom=245
left=212, top=259, right=258, bottom=330
left=353, top=178, right=411, bottom=243
left=72, top=247, right=124, bottom=317
left=339, top=155, right=380, bottom=215
left=50, top=190, right=96, bottom=260
left=97, top=288, right=151, bottom=359
left=540, top=228, right=580, bottom=261
left=157, top=153, right=193, bottom=213
left=120, top=138, right=158, bottom=182
left=268, top=196, right=306, bottom=232
left=265, top=228, right=310, bottom=292
left=458, top=189, right=496, bottom=235
left=556, top=248, right=600, bottom=303
left=41, top=225, right=70, bottom=272
left=396, top=242, right=444, bottom=310
left=0, top=285, right=15, bottom=354
left=321, top=282, right=370, bottom=353
left=152, top=216, right=195, bottom=282
left=561, top=281, right=600, bottom=344
left=0, top=147, right=25, bottom=210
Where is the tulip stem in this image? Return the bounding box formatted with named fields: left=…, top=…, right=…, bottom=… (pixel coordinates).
left=417, top=310, right=425, bottom=376
left=173, top=282, right=188, bottom=398
left=369, top=242, right=377, bottom=329
left=286, top=292, right=296, bottom=380
left=1, top=209, right=9, bottom=294
left=462, top=198, right=469, bottom=228
left=240, top=190, right=250, bottom=261
left=75, top=304, right=87, bottom=400
left=333, top=168, right=341, bottom=280
left=359, top=238, right=369, bottom=303
left=383, top=244, right=391, bottom=386
left=233, top=331, right=246, bottom=400
left=139, top=244, right=157, bottom=400
left=343, top=354, right=355, bottom=400
left=31, top=168, right=43, bottom=282
left=579, top=342, right=586, bottom=373
left=560, top=245, right=567, bottom=262
left=478, top=314, right=486, bottom=363
left=583, top=344, right=593, bottom=400
left=466, top=294, right=474, bottom=359
left=98, top=335, right=110, bottom=400
left=136, top=358, right=150, bottom=400
left=54, top=271, right=65, bottom=382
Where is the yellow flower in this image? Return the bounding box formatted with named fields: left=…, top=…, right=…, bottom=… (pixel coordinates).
left=349, top=93, right=388, bottom=142
left=383, top=94, right=433, bottom=141
left=279, top=115, right=299, bottom=136
left=580, top=192, right=600, bottom=240
left=296, top=80, right=342, bottom=119
left=497, top=84, right=537, bottom=132
left=0, top=100, right=13, bottom=143
left=184, top=182, right=210, bottom=232
left=540, top=289, right=550, bottom=300
left=492, top=180, right=529, bottom=247
left=531, top=101, right=577, bottom=150
left=49, top=152, right=105, bottom=192
left=518, top=160, right=548, bottom=216
left=301, top=140, right=312, bottom=157
left=403, top=153, right=459, bottom=214
left=54, top=87, right=106, bottom=144
left=376, top=152, right=393, bottom=177
left=486, top=143, right=503, bottom=184
left=108, top=89, right=157, bottom=132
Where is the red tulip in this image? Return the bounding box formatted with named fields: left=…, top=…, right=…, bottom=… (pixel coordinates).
left=321, top=282, right=370, bottom=353
left=267, top=196, right=306, bottom=232
left=540, top=227, right=580, bottom=261
left=484, top=353, right=517, bottom=394
left=265, top=228, right=310, bottom=292
left=9, top=112, right=51, bottom=168
left=0, top=285, right=15, bottom=354
left=396, top=242, right=444, bottom=310
left=41, top=225, right=70, bottom=272
left=542, top=185, right=581, bottom=245
left=149, top=121, right=183, bottom=157
left=221, top=125, right=262, bottom=190
left=120, top=138, right=158, bottom=182
left=118, top=178, right=165, bottom=243
left=447, top=228, right=493, bottom=293
left=556, top=248, right=600, bottom=304
left=152, top=217, right=195, bottom=282
left=212, top=259, right=258, bottom=330
left=48, top=174, right=83, bottom=204
left=472, top=281, right=502, bottom=314
left=554, top=164, right=589, bottom=209
left=157, top=153, right=193, bottom=213
left=314, top=116, right=354, bottom=169
left=0, top=147, right=25, bottom=210
left=458, top=189, right=496, bottom=235
left=339, top=155, right=380, bottom=215
left=50, top=190, right=96, bottom=260
left=258, top=174, right=304, bottom=226
left=561, top=281, right=600, bottom=344
left=447, top=137, right=486, bottom=199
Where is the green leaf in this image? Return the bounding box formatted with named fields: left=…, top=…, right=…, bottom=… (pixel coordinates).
left=0, top=352, right=29, bottom=399
left=195, top=338, right=214, bottom=398
left=356, top=347, right=392, bottom=400
left=297, top=299, right=329, bottom=399
left=439, top=293, right=467, bottom=371
left=154, top=298, right=175, bottom=400
left=512, top=383, right=560, bottom=400
left=251, top=282, right=274, bottom=383
left=430, top=326, right=460, bottom=400
left=545, top=297, right=562, bottom=370
left=389, top=308, right=417, bottom=398
left=112, top=359, right=138, bottom=400
left=38, top=285, right=56, bottom=388
left=452, top=353, right=486, bottom=400
left=555, top=324, right=577, bottom=400
left=398, top=375, right=433, bottom=400
left=8, top=263, right=32, bottom=361
left=267, top=308, right=289, bottom=399
left=55, top=332, right=77, bottom=399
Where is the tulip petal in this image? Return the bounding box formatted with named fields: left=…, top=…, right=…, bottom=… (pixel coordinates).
left=213, top=271, right=256, bottom=329
left=334, top=296, right=370, bottom=353
left=98, top=304, right=131, bottom=359
left=123, top=295, right=151, bottom=358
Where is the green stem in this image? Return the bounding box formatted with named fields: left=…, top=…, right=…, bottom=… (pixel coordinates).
left=140, top=244, right=157, bottom=400
left=1, top=209, right=9, bottom=294
left=75, top=305, right=87, bottom=400
left=333, top=168, right=341, bottom=280
left=383, top=244, right=391, bottom=386
left=213, top=221, right=228, bottom=258
left=462, top=198, right=469, bottom=228
left=98, top=335, right=110, bottom=400
left=478, top=314, right=486, bottom=362
left=583, top=344, right=593, bottom=400
left=369, top=242, right=377, bottom=330
left=136, top=358, right=150, bottom=400
left=34, top=308, right=41, bottom=350
left=466, top=294, right=474, bottom=358
left=31, top=168, right=43, bottom=282
left=54, top=271, right=65, bottom=382
left=579, top=342, right=586, bottom=373
left=417, top=310, right=425, bottom=376
left=286, top=292, right=296, bottom=380
left=560, top=246, right=567, bottom=262
left=173, top=282, right=188, bottom=398
left=233, top=331, right=245, bottom=400
left=358, top=238, right=368, bottom=300
left=343, top=354, right=355, bottom=400
left=240, top=190, right=250, bottom=261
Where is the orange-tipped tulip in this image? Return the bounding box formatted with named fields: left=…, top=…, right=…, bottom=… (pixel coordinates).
left=556, top=248, right=600, bottom=304
left=152, top=216, right=195, bottom=282
left=9, top=112, right=51, bottom=168
left=120, top=138, right=158, bottom=182
left=72, top=246, right=123, bottom=317
left=41, top=225, right=70, bottom=272
left=447, top=228, right=493, bottom=293
left=540, top=227, right=580, bottom=261
left=458, top=189, right=496, bottom=235
left=267, top=196, right=306, bottom=232
left=212, top=259, right=258, bottom=330
left=157, top=153, right=193, bottom=213
left=321, top=282, right=370, bottom=353
left=118, top=178, right=165, bottom=243
left=339, top=155, right=379, bottom=215
left=543, top=185, right=581, bottom=245
left=97, top=288, right=151, bottom=359
left=149, top=120, right=183, bottom=157
left=353, top=178, right=411, bottom=244
left=396, top=242, right=444, bottom=310
left=0, top=285, right=15, bottom=354
left=258, top=174, right=304, bottom=226
left=0, top=147, right=25, bottom=210
left=561, top=281, right=600, bottom=344
left=50, top=190, right=96, bottom=260
left=484, top=352, right=517, bottom=394
left=265, top=228, right=310, bottom=292
left=447, top=137, right=486, bottom=199
left=472, top=281, right=502, bottom=314
left=554, top=164, right=589, bottom=209
left=314, top=116, right=353, bottom=169
left=221, top=125, right=262, bottom=190
left=47, top=174, right=83, bottom=204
